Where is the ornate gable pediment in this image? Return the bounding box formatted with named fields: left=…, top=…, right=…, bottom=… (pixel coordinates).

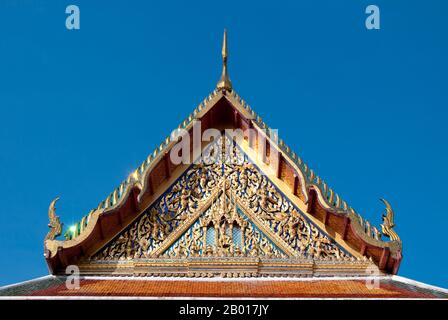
left=82, top=137, right=371, bottom=277
left=160, top=184, right=288, bottom=259
left=44, top=31, right=401, bottom=277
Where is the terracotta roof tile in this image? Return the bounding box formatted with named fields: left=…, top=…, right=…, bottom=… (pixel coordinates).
left=22, top=279, right=437, bottom=298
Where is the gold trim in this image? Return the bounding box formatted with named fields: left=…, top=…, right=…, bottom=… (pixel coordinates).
left=45, top=197, right=63, bottom=242
left=234, top=196, right=298, bottom=257
left=150, top=183, right=224, bottom=257
left=74, top=257, right=375, bottom=278
left=380, top=198, right=400, bottom=241
left=216, top=29, right=232, bottom=92
left=240, top=116, right=402, bottom=254
left=46, top=88, right=401, bottom=261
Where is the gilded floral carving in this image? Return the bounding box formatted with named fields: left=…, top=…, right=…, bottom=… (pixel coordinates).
left=91, top=136, right=352, bottom=262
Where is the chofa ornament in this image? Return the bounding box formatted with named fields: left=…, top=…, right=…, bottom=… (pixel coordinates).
left=45, top=197, right=63, bottom=241
left=380, top=198, right=400, bottom=242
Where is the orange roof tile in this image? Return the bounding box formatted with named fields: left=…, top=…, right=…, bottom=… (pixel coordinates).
left=23, top=279, right=438, bottom=298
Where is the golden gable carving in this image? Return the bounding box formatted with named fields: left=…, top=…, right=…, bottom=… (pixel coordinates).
left=90, top=136, right=352, bottom=264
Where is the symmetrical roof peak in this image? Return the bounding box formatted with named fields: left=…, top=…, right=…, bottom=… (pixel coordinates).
left=216, top=29, right=232, bottom=92
left=43, top=32, right=402, bottom=276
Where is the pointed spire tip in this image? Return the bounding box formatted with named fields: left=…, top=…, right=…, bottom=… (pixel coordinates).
left=216, top=28, right=232, bottom=92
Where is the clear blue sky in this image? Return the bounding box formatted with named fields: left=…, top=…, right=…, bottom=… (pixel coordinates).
left=0, top=0, right=447, bottom=288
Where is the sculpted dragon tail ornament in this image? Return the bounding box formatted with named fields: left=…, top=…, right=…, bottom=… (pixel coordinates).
left=45, top=197, right=63, bottom=241
left=380, top=198, right=400, bottom=242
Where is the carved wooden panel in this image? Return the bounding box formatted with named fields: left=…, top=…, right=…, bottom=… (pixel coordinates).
left=90, top=136, right=352, bottom=262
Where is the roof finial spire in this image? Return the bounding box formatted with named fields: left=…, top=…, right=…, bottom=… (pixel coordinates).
left=216, top=29, right=232, bottom=92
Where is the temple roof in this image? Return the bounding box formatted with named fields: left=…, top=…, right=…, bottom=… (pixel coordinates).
left=1, top=276, right=447, bottom=299
left=43, top=30, right=403, bottom=277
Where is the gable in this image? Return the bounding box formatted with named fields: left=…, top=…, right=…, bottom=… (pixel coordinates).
left=44, top=89, right=401, bottom=275
left=44, top=44, right=402, bottom=275
left=161, top=192, right=287, bottom=259
left=89, top=136, right=356, bottom=266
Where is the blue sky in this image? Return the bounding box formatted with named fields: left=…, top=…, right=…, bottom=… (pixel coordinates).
left=0, top=0, right=447, bottom=288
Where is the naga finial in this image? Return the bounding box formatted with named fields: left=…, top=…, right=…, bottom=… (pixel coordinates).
left=380, top=198, right=400, bottom=242
left=216, top=29, right=232, bottom=92
left=45, top=197, right=63, bottom=241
